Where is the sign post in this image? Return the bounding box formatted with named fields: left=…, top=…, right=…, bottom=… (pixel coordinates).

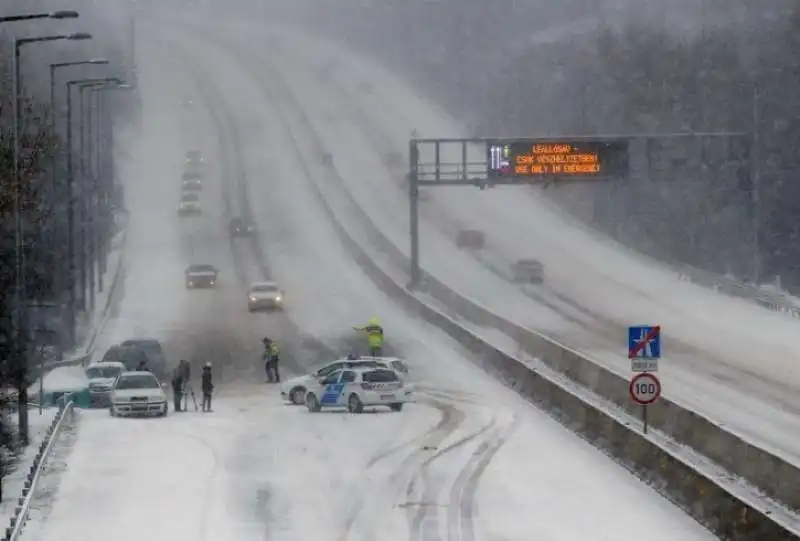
left=627, top=325, right=662, bottom=433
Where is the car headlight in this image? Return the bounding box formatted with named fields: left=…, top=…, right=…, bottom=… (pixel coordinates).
left=275, top=295, right=282, bottom=302
left=249, top=296, right=257, bottom=302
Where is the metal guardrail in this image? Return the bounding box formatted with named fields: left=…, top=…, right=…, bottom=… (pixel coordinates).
left=675, top=266, right=800, bottom=318
left=3, top=398, right=75, bottom=541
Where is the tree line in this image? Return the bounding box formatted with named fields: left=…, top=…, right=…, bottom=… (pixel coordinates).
left=0, top=0, right=135, bottom=498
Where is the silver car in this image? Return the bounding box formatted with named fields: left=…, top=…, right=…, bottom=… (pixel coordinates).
left=248, top=281, right=284, bottom=311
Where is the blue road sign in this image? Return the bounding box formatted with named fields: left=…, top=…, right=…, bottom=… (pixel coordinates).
left=628, top=325, right=661, bottom=359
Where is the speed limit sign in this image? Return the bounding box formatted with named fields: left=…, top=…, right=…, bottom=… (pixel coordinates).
left=629, top=373, right=661, bottom=405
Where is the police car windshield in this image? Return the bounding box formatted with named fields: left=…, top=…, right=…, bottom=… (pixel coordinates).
left=362, top=369, right=399, bottom=382
left=116, top=375, right=159, bottom=390
left=86, top=366, right=122, bottom=379
left=189, top=264, right=215, bottom=273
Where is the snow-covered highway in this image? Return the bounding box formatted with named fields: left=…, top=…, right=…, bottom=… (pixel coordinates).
left=21, top=14, right=715, bottom=541
left=164, top=16, right=800, bottom=465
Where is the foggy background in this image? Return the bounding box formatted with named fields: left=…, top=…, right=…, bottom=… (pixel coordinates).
left=251, top=0, right=800, bottom=291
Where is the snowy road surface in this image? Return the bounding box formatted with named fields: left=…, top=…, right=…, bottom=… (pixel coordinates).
left=24, top=17, right=714, bottom=541
left=168, top=16, right=800, bottom=465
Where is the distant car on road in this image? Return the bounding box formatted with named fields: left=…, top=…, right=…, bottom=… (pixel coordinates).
left=181, top=178, right=203, bottom=192
left=178, top=192, right=202, bottom=215
left=455, top=229, right=485, bottom=250
left=109, top=371, right=168, bottom=417
left=304, top=366, right=412, bottom=413
left=185, top=150, right=205, bottom=164
left=101, top=345, right=150, bottom=373
left=229, top=217, right=255, bottom=238
left=247, top=281, right=284, bottom=312
left=86, top=361, right=126, bottom=407
left=185, top=263, right=219, bottom=289
left=511, top=258, right=544, bottom=284
left=119, top=339, right=168, bottom=377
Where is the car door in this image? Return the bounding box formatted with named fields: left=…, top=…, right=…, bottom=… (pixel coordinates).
left=320, top=371, right=345, bottom=406
left=337, top=371, right=358, bottom=405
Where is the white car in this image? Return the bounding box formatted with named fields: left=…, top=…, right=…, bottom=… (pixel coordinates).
left=247, top=281, right=284, bottom=311
left=305, top=366, right=412, bottom=413
left=281, top=357, right=403, bottom=405
left=86, top=361, right=126, bottom=407
left=109, top=371, right=168, bottom=417
left=178, top=192, right=202, bottom=215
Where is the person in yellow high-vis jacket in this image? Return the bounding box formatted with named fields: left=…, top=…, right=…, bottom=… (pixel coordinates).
left=353, top=317, right=384, bottom=356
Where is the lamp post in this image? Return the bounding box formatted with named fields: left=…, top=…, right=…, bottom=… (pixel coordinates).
left=49, top=59, right=109, bottom=340
left=11, top=31, right=92, bottom=447
left=65, top=77, right=123, bottom=335
left=88, top=83, right=130, bottom=293
left=0, top=10, right=79, bottom=23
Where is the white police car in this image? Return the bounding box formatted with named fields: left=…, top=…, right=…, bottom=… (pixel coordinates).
left=281, top=356, right=408, bottom=405
left=304, top=366, right=411, bottom=413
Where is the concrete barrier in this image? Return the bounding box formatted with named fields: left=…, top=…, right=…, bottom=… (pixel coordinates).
left=312, top=168, right=800, bottom=538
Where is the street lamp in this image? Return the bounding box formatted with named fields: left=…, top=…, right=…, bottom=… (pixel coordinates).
left=49, top=59, right=109, bottom=334
left=10, top=31, right=92, bottom=448
left=65, top=77, right=123, bottom=331
left=86, top=83, right=130, bottom=294
left=0, top=10, right=79, bottom=23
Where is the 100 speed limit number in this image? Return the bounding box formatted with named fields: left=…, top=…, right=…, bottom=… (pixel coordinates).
left=629, top=373, right=661, bottom=405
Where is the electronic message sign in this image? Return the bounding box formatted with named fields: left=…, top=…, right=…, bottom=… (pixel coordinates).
left=487, top=139, right=629, bottom=179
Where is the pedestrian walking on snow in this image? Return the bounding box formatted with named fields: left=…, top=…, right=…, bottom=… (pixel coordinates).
left=201, top=362, right=214, bottom=412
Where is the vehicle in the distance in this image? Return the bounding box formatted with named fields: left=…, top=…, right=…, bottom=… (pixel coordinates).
left=511, top=258, right=544, bottom=284
left=181, top=178, right=203, bottom=192
left=229, top=217, right=255, bottom=238
left=281, top=356, right=408, bottom=405
left=455, top=229, right=485, bottom=250
left=109, top=371, right=168, bottom=417
left=305, top=367, right=411, bottom=413
left=178, top=192, right=202, bottom=215
left=185, top=263, right=219, bottom=289
left=86, top=361, right=126, bottom=407
left=101, top=345, right=150, bottom=373
left=185, top=150, right=205, bottom=164
left=247, top=281, right=284, bottom=312
left=119, top=339, right=168, bottom=377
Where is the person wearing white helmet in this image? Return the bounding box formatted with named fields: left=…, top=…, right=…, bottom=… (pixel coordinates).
left=201, top=362, right=214, bottom=412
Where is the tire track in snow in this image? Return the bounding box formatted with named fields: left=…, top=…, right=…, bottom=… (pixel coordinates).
left=405, top=391, right=517, bottom=541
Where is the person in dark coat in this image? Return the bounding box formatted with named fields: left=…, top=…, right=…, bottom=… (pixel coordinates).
left=171, top=370, right=183, bottom=412
left=201, top=362, right=214, bottom=412
left=137, top=360, right=150, bottom=372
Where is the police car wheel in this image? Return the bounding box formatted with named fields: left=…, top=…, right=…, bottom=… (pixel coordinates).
left=306, top=393, right=321, bottom=413
left=389, top=403, right=403, bottom=412
left=347, top=393, right=364, bottom=414
left=290, top=388, right=305, bottom=405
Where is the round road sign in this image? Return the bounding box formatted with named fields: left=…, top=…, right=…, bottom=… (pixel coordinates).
left=629, top=373, right=661, bottom=405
